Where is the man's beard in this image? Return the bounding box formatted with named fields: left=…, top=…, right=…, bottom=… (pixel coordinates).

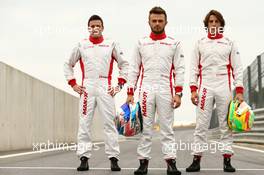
left=91, top=33, right=102, bottom=38
left=151, top=27, right=165, bottom=34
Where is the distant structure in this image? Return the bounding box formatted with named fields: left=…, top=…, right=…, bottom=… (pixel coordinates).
left=243, top=52, right=264, bottom=109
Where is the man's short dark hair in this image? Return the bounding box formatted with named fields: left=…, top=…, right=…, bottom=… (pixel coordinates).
left=203, top=10, right=225, bottom=28
left=149, top=6, right=167, bottom=21
left=88, top=15, right=104, bottom=27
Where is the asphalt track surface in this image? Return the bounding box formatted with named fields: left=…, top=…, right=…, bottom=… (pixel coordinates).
left=1, top=129, right=264, bottom=175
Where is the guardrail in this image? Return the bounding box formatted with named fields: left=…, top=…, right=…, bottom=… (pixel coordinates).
left=207, top=108, right=264, bottom=144
left=233, top=108, right=264, bottom=144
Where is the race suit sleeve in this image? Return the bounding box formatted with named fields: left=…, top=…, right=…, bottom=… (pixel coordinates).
left=189, top=41, right=200, bottom=92
left=173, top=41, right=185, bottom=94
left=127, top=40, right=142, bottom=95
left=64, top=43, right=81, bottom=87
left=112, top=41, right=129, bottom=86
left=230, top=41, right=244, bottom=94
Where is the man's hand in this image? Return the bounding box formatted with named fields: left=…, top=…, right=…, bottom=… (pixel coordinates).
left=235, top=93, right=244, bottom=103
left=126, top=95, right=134, bottom=104
left=108, top=86, right=121, bottom=97
left=72, top=84, right=85, bottom=95
left=191, top=91, right=199, bottom=106
left=171, top=95, right=181, bottom=108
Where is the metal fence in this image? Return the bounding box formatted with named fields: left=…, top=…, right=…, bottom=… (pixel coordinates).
left=244, top=53, right=264, bottom=109
left=233, top=108, right=264, bottom=144
left=209, top=52, right=264, bottom=129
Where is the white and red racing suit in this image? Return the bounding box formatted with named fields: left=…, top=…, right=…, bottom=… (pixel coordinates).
left=128, top=32, right=185, bottom=160
left=189, top=33, right=244, bottom=156
left=64, top=36, right=128, bottom=159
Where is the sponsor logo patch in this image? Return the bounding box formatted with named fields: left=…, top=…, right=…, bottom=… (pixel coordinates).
left=200, top=88, right=207, bottom=110
left=160, top=42, right=172, bottom=46
left=143, top=42, right=155, bottom=46
left=82, top=91, right=88, bottom=115
left=98, top=44, right=109, bottom=47
left=142, top=92, right=148, bottom=117
left=217, top=41, right=228, bottom=45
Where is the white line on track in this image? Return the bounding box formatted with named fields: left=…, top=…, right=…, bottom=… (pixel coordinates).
left=0, top=145, right=77, bottom=159
left=1, top=139, right=263, bottom=159
left=0, top=167, right=264, bottom=171
left=233, top=145, right=264, bottom=153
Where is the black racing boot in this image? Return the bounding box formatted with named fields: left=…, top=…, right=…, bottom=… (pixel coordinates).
left=77, top=156, right=89, bottom=171
left=110, top=157, right=121, bottom=171
left=223, top=156, right=236, bottom=172
left=134, top=159, right=149, bottom=175
left=166, top=159, right=181, bottom=175
left=186, top=155, right=201, bottom=172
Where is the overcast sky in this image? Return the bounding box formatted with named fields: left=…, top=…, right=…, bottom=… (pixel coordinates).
left=1, top=0, right=264, bottom=124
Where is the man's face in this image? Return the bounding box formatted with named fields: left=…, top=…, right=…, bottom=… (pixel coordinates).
left=149, top=14, right=167, bottom=34
left=207, top=15, right=222, bottom=35
left=88, top=20, right=104, bottom=38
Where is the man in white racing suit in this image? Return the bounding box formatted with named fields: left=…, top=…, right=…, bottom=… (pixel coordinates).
left=127, top=7, right=185, bottom=175
left=64, top=15, right=128, bottom=172
left=186, top=10, right=244, bottom=173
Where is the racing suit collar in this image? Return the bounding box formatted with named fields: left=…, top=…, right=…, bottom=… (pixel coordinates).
left=150, top=32, right=166, bottom=40
left=207, top=32, right=223, bottom=39
left=89, top=35, right=104, bottom=44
